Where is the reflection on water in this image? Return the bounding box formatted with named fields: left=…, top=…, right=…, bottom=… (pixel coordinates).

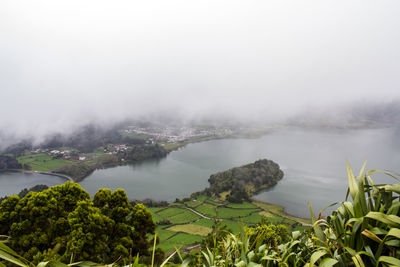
left=1, top=128, right=399, bottom=218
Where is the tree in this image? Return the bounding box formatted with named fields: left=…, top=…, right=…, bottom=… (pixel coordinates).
left=93, top=188, right=156, bottom=262
left=66, top=200, right=113, bottom=262
left=7, top=182, right=90, bottom=261
left=0, top=182, right=156, bottom=264
left=226, top=184, right=249, bottom=203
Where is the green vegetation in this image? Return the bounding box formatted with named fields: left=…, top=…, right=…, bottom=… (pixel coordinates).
left=123, top=144, right=167, bottom=162
left=0, top=184, right=48, bottom=204
left=192, top=159, right=284, bottom=203
left=254, top=200, right=311, bottom=225
left=0, top=155, right=22, bottom=170
left=194, top=204, right=217, bottom=217
left=53, top=161, right=98, bottom=181
left=160, top=233, right=203, bottom=252
left=166, top=224, right=211, bottom=236
left=226, top=202, right=259, bottom=209
left=1, top=163, right=397, bottom=267
left=217, top=207, right=256, bottom=219
left=157, top=207, right=186, bottom=218
left=17, top=153, right=75, bottom=172
left=156, top=228, right=176, bottom=241
left=192, top=218, right=216, bottom=228
left=195, top=163, right=400, bottom=266
left=0, top=182, right=156, bottom=265
left=166, top=211, right=200, bottom=224
left=148, top=196, right=307, bottom=254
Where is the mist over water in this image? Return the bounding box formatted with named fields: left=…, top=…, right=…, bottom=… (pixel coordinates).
left=1, top=1, right=400, bottom=147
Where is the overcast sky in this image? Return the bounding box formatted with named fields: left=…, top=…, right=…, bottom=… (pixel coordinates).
left=1, top=1, right=400, bottom=142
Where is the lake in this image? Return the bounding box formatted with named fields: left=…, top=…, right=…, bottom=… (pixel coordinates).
left=1, top=127, right=399, bottom=217
left=0, top=171, right=66, bottom=197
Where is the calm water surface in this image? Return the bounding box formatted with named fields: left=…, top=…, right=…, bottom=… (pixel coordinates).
left=0, top=171, right=65, bottom=197
left=1, top=128, right=399, bottom=217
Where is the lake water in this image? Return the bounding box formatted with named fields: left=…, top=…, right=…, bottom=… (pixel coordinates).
left=0, top=171, right=66, bottom=197
left=1, top=127, right=399, bottom=217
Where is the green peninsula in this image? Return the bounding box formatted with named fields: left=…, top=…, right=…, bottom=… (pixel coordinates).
left=193, top=159, right=284, bottom=203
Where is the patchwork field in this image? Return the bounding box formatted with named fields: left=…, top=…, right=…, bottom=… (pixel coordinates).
left=148, top=197, right=311, bottom=252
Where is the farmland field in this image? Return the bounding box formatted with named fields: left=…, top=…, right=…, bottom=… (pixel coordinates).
left=17, top=153, right=75, bottom=171
left=148, top=196, right=310, bottom=252
left=166, top=224, right=211, bottom=236
left=194, top=204, right=217, bottom=217
left=216, top=207, right=258, bottom=219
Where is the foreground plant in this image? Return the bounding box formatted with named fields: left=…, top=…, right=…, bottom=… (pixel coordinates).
left=307, top=162, right=400, bottom=266
left=0, top=232, right=178, bottom=267
left=198, top=162, right=400, bottom=267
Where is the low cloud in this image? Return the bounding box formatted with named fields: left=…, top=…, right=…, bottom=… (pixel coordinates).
left=1, top=1, right=400, bottom=146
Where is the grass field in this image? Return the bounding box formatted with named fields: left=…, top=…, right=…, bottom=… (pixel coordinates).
left=157, top=233, right=203, bottom=252
left=220, top=220, right=242, bottom=232
left=254, top=201, right=311, bottom=224
left=240, top=212, right=264, bottom=224
left=17, top=153, right=75, bottom=171
left=192, top=218, right=217, bottom=228
left=168, top=210, right=200, bottom=224
left=194, top=204, right=217, bottom=217
left=259, top=211, right=279, bottom=218
left=226, top=202, right=259, bottom=209
left=157, top=207, right=185, bottom=218
left=185, top=199, right=203, bottom=208
left=156, top=228, right=176, bottom=241
left=216, top=207, right=258, bottom=219
left=167, top=224, right=212, bottom=236
left=148, top=196, right=310, bottom=253
left=148, top=208, right=165, bottom=223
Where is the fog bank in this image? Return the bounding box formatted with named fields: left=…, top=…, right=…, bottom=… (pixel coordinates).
left=1, top=1, right=400, bottom=146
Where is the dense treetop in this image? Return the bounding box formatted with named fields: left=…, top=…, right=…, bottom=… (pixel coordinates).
left=0, top=182, right=156, bottom=264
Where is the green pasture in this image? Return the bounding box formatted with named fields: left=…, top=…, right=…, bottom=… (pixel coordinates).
left=17, top=153, right=75, bottom=171
left=194, top=204, right=217, bottom=217
left=149, top=196, right=310, bottom=253
left=168, top=210, right=200, bottom=224
left=226, top=202, right=258, bottom=209
left=254, top=201, right=311, bottom=224
left=166, top=224, right=211, bottom=236
left=216, top=207, right=258, bottom=219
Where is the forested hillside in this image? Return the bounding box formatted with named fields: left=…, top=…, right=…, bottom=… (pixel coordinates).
left=0, top=155, right=22, bottom=170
